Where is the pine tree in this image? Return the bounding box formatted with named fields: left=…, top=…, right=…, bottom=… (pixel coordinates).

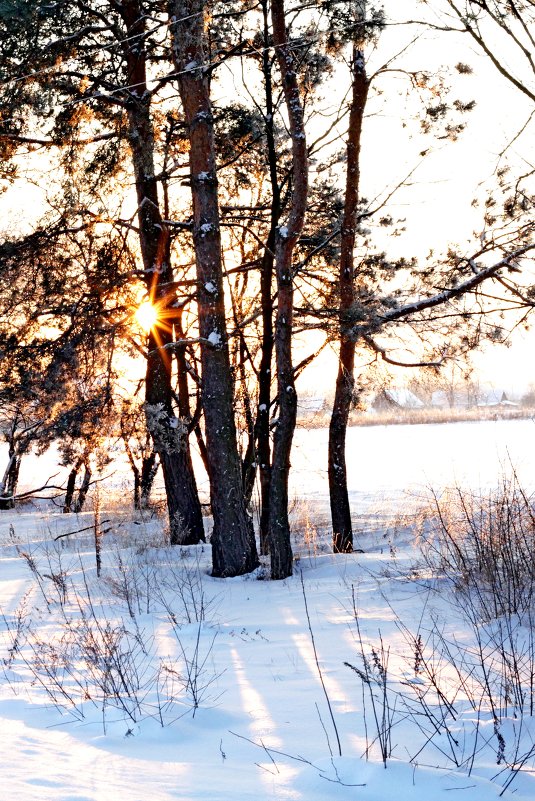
left=0, top=0, right=205, bottom=543
left=169, top=0, right=259, bottom=576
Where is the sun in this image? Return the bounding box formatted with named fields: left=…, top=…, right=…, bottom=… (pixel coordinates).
left=134, top=300, right=158, bottom=332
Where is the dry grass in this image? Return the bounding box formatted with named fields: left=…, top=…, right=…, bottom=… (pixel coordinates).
left=296, top=405, right=535, bottom=429
left=419, top=476, right=535, bottom=621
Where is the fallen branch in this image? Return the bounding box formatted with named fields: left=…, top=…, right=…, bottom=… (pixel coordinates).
left=54, top=520, right=112, bottom=541
left=229, top=730, right=318, bottom=768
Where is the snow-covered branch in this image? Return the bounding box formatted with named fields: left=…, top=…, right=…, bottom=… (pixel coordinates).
left=350, top=242, right=535, bottom=341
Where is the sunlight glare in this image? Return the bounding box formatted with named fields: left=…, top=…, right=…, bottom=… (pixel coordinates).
left=135, top=301, right=158, bottom=332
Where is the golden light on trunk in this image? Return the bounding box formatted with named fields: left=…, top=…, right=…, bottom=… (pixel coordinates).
left=135, top=300, right=158, bottom=332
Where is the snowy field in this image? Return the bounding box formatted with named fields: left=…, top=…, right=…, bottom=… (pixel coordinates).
left=291, top=418, right=535, bottom=537
left=2, top=418, right=535, bottom=800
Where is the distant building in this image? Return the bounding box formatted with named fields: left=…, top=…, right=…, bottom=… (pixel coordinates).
left=372, top=388, right=425, bottom=412
left=477, top=390, right=519, bottom=408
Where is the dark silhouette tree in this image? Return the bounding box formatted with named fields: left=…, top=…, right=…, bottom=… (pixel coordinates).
left=169, top=0, right=259, bottom=576
left=266, top=0, right=309, bottom=579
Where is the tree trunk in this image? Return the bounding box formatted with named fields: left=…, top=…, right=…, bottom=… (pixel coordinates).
left=0, top=451, right=20, bottom=509
left=63, top=456, right=83, bottom=513
left=73, top=460, right=92, bottom=513
left=170, top=0, right=258, bottom=577
left=239, top=334, right=257, bottom=506
left=328, top=31, right=369, bottom=554
left=139, top=452, right=158, bottom=509
left=133, top=465, right=141, bottom=511
left=255, top=0, right=281, bottom=556
left=120, top=1, right=204, bottom=545
left=328, top=340, right=356, bottom=553
left=256, top=234, right=275, bottom=558
left=268, top=0, right=309, bottom=580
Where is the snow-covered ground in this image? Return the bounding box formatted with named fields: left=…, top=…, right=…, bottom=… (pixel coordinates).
left=1, top=419, right=535, bottom=800
left=9, top=417, right=535, bottom=517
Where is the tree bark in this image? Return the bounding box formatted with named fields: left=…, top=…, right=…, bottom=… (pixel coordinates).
left=170, top=0, right=258, bottom=576
left=63, top=456, right=83, bottom=513
left=0, top=451, right=20, bottom=509
left=238, top=333, right=257, bottom=506
left=235, top=0, right=280, bottom=551
left=73, top=459, right=91, bottom=513
left=133, top=464, right=141, bottom=510
left=139, top=451, right=158, bottom=509
left=328, top=31, right=369, bottom=554
left=254, top=0, right=281, bottom=556
left=269, top=0, right=309, bottom=579
left=120, top=0, right=204, bottom=545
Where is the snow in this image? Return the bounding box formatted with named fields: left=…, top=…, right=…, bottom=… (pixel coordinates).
left=204, top=282, right=217, bottom=294
left=2, top=419, right=535, bottom=800
left=207, top=331, right=222, bottom=347
left=288, top=418, right=535, bottom=522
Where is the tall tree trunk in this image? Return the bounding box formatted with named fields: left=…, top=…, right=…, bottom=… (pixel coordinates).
left=120, top=1, right=204, bottom=545
left=328, top=26, right=369, bottom=554
left=170, top=0, right=258, bottom=577
left=255, top=0, right=281, bottom=556
left=256, top=231, right=276, bottom=557
left=269, top=0, right=309, bottom=579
